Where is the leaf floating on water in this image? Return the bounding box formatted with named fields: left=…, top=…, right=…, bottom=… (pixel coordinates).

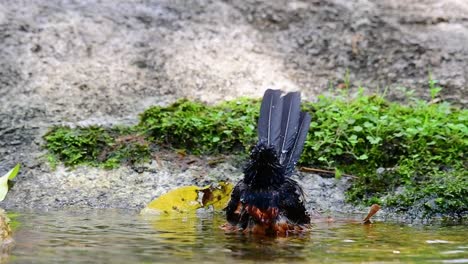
left=143, top=185, right=202, bottom=215
left=201, top=182, right=234, bottom=210
left=362, top=204, right=381, bottom=224
left=141, top=182, right=234, bottom=215
left=0, top=164, right=20, bottom=202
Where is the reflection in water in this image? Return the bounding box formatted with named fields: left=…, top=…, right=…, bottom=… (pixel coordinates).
left=8, top=209, right=468, bottom=263
left=223, top=234, right=309, bottom=262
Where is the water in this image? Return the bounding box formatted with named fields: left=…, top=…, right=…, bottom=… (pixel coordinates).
left=6, top=209, right=468, bottom=263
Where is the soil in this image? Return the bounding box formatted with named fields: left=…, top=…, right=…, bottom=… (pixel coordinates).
left=0, top=0, right=466, bottom=219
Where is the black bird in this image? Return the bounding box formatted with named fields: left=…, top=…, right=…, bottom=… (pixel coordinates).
left=223, top=89, right=311, bottom=236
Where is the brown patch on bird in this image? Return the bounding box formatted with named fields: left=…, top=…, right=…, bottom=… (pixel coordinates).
left=245, top=205, right=279, bottom=225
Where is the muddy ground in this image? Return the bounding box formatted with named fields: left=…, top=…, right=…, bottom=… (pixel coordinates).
left=0, top=0, right=467, bottom=219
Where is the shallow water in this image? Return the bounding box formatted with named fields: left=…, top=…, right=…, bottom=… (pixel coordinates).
left=7, top=209, right=468, bottom=263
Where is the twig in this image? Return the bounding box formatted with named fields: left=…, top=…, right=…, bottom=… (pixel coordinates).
left=363, top=204, right=381, bottom=224
left=299, top=166, right=358, bottom=179
left=207, top=157, right=225, bottom=166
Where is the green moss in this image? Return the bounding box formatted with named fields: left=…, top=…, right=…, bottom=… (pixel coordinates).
left=44, top=126, right=150, bottom=168
left=138, top=98, right=259, bottom=154
left=43, top=91, right=467, bottom=217
left=299, top=91, right=467, bottom=217
left=385, top=170, right=467, bottom=218
left=44, top=126, right=113, bottom=167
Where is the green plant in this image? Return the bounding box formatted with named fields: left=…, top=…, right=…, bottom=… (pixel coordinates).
left=428, top=72, right=443, bottom=100
left=44, top=126, right=150, bottom=168
left=300, top=90, right=466, bottom=212
left=44, top=126, right=113, bottom=167
left=386, top=170, right=467, bottom=218
left=43, top=90, right=467, bottom=217
left=138, top=98, right=260, bottom=154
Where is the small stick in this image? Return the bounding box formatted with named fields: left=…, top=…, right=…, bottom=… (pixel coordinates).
left=362, top=204, right=381, bottom=224
left=299, top=166, right=358, bottom=179
left=207, top=157, right=225, bottom=166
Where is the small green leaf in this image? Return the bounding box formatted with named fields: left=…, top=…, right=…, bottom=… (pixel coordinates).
left=346, top=119, right=356, bottom=125
left=0, top=164, right=21, bottom=201
left=314, top=131, right=324, bottom=137
left=335, top=148, right=343, bottom=155
left=348, top=134, right=358, bottom=145
left=353, top=126, right=363, bottom=132
left=212, top=136, right=220, bottom=143
left=366, top=136, right=382, bottom=145
left=335, top=168, right=343, bottom=179
left=357, top=154, right=368, bottom=160
left=8, top=164, right=20, bottom=180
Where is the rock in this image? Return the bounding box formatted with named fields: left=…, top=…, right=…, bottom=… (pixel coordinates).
left=0, top=209, right=11, bottom=242
left=0, top=208, right=13, bottom=263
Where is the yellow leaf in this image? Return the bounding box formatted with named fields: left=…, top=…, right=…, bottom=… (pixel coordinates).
left=201, top=182, right=234, bottom=210
left=143, top=186, right=203, bottom=215
left=141, top=182, right=234, bottom=215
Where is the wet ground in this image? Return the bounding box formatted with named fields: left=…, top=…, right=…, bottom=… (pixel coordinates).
left=6, top=209, right=468, bottom=263
left=0, top=0, right=467, bottom=212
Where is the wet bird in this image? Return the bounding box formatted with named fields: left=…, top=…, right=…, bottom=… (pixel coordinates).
left=223, top=89, right=311, bottom=236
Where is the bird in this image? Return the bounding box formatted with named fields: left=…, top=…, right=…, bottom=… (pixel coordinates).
left=223, top=89, right=312, bottom=236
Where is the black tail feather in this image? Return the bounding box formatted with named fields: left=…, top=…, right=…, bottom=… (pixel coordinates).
left=285, top=111, right=311, bottom=174
left=278, top=92, right=301, bottom=164
left=248, top=89, right=310, bottom=183
left=258, top=89, right=283, bottom=147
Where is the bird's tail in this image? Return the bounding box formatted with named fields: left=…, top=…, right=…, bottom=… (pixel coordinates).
left=258, top=89, right=311, bottom=174
left=244, top=89, right=311, bottom=187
